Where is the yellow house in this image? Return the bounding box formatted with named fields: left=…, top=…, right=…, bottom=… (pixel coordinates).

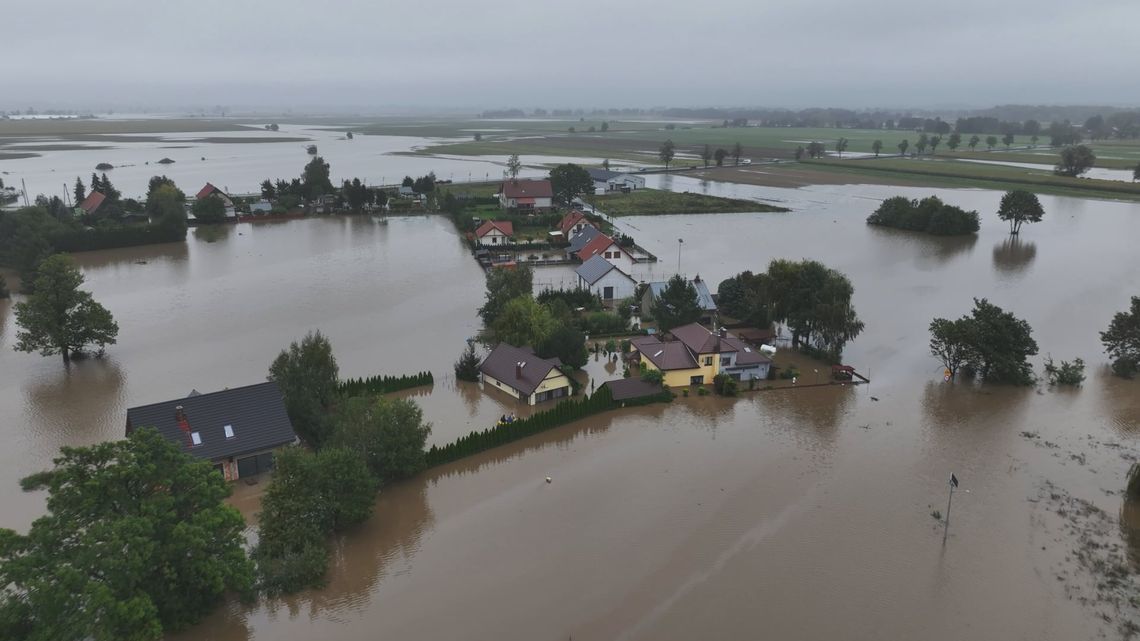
left=631, top=323, right=772, bottom=387
left=479, top=343, right=572, bottom=405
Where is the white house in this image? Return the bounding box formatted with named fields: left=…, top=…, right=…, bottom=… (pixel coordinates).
left=575, top=232, right=637, bottom=274
left=586, top=168, right=646, bottom=193
left=499, top=179, right=553, bottom=210
left=575, top=255, right=638, bottom=301
left=474, top=220, right=514, bottom=246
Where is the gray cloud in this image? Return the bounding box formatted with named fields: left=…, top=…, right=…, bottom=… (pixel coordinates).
left=7, top=0, right=1139, bottom=111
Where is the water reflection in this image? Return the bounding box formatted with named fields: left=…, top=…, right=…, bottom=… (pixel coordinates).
left=194, top=225, right=234, bottom=243
left=25, top=358, right=126, bottom=449
left=1097, top=371, right=1140, bottom=438
left=72, top=239, right=190, bottom=269
left=867, top=226, right=978, bottom=267
left=759, top=385, right=854, bottom=448
left=992, top=237, right=1037, bottom=274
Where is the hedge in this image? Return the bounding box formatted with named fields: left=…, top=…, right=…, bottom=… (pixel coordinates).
left=424, top=385, right=672, bottom=467
left=50, top=225, right=185, bottom=252
left=337, top=371, right=433, bottom=397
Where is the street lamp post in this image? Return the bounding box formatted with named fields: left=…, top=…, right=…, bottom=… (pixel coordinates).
left=677, top=238, right=684, bottom=275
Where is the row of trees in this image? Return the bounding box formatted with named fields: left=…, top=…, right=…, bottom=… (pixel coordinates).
left=657, top=140, right=745, bottom=170
left=866, top=195, right=981, bottom=236
left=717, top=260, right=864, bottom=361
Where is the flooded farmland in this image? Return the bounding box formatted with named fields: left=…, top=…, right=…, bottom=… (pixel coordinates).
left=1, top=175, right=1139, bottom=639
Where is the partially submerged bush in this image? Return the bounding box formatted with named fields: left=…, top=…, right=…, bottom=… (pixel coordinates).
left=1043, top=356, right=1086, bottom=386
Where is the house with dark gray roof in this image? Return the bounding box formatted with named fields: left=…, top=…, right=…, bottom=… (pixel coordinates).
left=642, top=275, right=718, bottom=324
left=575, top=254, right=637, bottom=301
left=566, top=224, right=602, bottom=257
left=479, top=343, right=572, bottom=405
left=125, top=381, right=298, bottom=481
left=601, top=378, right=666, bottom=403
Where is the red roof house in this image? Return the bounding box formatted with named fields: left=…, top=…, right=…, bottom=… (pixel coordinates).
left=575, top=233, right=634, bottom=268
left=77, top=191, right=107, bottom=215
left=196, top=183, right=233, bottom=206
left=474, top=220, right=514, bottom=246
left=499, top=179, right=553, bottom=210
left=557, top=210, right=596, bottom=238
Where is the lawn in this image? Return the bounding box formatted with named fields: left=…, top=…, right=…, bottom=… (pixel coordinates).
left=592, top=188, right=788, bottom=217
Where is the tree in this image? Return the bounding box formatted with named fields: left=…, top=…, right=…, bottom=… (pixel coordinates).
left=714, top=148, right=727, bottom=166
left=401, top=176, right=414, bottom=188
left=149, top=184, right=187, bottom=236
left=145, top=176, right=184, bottom=217
left=929, top=135, right=942, bottom=154
left=947, top=133, right=961, bottom=151
left=478, top=264, right=534, bottom=326
left=549, top=163, right=593, bottom=205
left=653, top=274, right=701, bottom=331
left=412, top=172, right=436, bottom=195
left=72, top=177, right=85, bottom=206
left=1030, top=134, right=1039, bottom=147
left=659, top=140, right=676, bottom=170
left=191, top=194, right=227, bottom=223
left=601, top=158, right=610, bottom=171
left=929, top=317, right=975, bottom=379
left=996, top=190, right=1045, bottom=235
left=1054, top=144, right=1096, bottom=177
left=97, top=173, right=120, bottom=201
left=342, top=178, right=372, bottom=211
left=13, top=254, right=118, bottom=363
left=794, top=146, right=805, bottom=161
left=1101, top=296, right=1140, bottom=378
left=0, top=428, right=252, bottom=639
left=329, top=396, right=431, bottom=484
left=916, top=133, right=929, bottom=155
left=90, top=172, right=102, bottom=194
left=536, top=323, right=588, bottom=368
left=835, top=137, right=849, bottom=157
left=454, top=343, right=481, bottom=381
left=253, top=446, right=374, bottom=595
left=871, top=140, right=882, bottom=157
left=301, top=156, right=334, bottom=201
left=1002, top=132, right=1014, bottom=148
left=732, top=142, right=743, bottom=165
left=1043, top=356, right=1085, bottom=386
left=506, top=154, right=522, bottom=181
left=700, top=144, right=713, bottom=167
left=806, top=141, right=826, bottom=158
left=260, top=179, right=276, bottom=200
left=898, top=139, right=909, bottom=156
left=492, top=296, right=555, bottom=347
left=985, top=135, right=998, bottom=150
left=1134, top=161, right=1140, bottom=182
left=601, top=121, right=609, bottom=132
left=268, top=331, right=340, bottom=448
left=968, top=135, right=980, bottom=150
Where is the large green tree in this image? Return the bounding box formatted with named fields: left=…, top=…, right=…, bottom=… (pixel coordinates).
left=929, top=317, right=975, bottom=379
left=268, top=331, right=340, bottom=447
left=930, top=298, right=1038, bottom=385
left=301, top=156, right=334, bottom=200
left=0, top=428, right=253, bottom=640
left=1101, top=296, right=1140, bottom=378
left=659, top=139, right=675, bottom=170
left=871, top=140, right=882, bottom=157
left=147, top=184, right=187, bottom=236
left=996, top=190, right=1045, bottom=235
left=536, top=323, right=588, bottom=368
left=329, top=396, right=431, bottom=484
left=191, top=195, right=226, bottom=224
left=0, top=207, right=69, bottom=288
left=478, top=264, right=534, bottom=326
left=1054, top=144, right=1096, bottom=177
left=549, top=163, right=593, bottom=205
left=14, top=254, right=118, bottom=363
left=492, top=296, right=555, bottom=347
left=653, top=274, right=701, bottom=331
left=144, top=176, right=184, bottom=217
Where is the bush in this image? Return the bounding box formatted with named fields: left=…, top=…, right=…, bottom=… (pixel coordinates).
left=454, top=344, right=480, bottom=382
left=0, top=274, right=8, bottom=299
left=713, top=373, right=738, bottom=396
left=1128, top=463, right=1140, bottom=501
left=604, top=338, right=617, bottom=353
left=49, top=224, right=185, bottom=252
left=697, top=386, right=709, bottom=396
left=1111, top=358, right=1138, bottom=379
left=583, top=311, right=629, bottom=335
left=641, top=368, right=664, bottom=385
left=1043, top=356, right=1085, bottom=386
left=867, top=195, right=979, bottom=236
left=779, top=366, right=800, bottom=380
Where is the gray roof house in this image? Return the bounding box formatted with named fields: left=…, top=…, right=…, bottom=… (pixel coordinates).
left=643, top=276, right=717, bottom=322
left=125, top=382, right=298, bottom=481
left=566, top=224, right=602, bottom=256
left=575, top=254, right=637, bottom=301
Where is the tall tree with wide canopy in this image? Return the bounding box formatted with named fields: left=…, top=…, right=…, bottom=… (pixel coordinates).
left=301, top=156, right=334, bottom=200
left=996, top=190, right=1045, bottom=235
left=1054, top=144, right=1096, bottom=177
left=14, top=254, right=118, bottom=363
left=1101, top=296, right=1140, bottom=378
left=659, top=140, right=676, bottom=170
left=329, top=396, right=432, bottom=484
left=549, top=163, right=593, bottom=205
left=0, top=428, right=253, bottom=640
left=268, top=331, right=340, bottom=447
left=478, top=264, right=534, bottom=326
left=652, top=274, right=701, bottom=332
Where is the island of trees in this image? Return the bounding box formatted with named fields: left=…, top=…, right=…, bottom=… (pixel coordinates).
left=866, top=195, right=980, bottom=236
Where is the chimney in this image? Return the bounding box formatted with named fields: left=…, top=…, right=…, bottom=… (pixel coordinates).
left=174, top=405, right=193, bottom=447
left=719, top=327, right=727, bottom=338
left=516, top=361, right=524, bottom=379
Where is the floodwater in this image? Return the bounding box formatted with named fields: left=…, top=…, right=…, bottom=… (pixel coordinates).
left=0, top=124, right=564, bottom=200
left=1, top=175, right=1139, bottom=639
left=957, top=157, right=1136, bottom=182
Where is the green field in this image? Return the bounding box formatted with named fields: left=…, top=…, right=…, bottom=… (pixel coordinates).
left=593, top=188, right=788, bottom=217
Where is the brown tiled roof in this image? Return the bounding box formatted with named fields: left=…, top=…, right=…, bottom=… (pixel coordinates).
left=479, top=343, right=562, bottom=396
left=501, top=179, right=552, bottom=199
left=78, top=191, right=106, bottom=214
left=669, top=323, right=722, bottom=355
left=475, top=220, right=514, bottom=237
left=631, top=336, right=697, bottom=371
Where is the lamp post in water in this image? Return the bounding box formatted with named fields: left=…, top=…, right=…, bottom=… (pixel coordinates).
left=942, top=473, right=960, bottom=545
left=677, top=238, right=684, bottom=275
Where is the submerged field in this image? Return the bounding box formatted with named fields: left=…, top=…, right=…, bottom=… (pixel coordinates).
left=593, top=187, right=788, bottom=216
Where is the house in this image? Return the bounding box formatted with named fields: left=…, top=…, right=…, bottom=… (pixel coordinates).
left=601, top=378, right=666, bottom=403
left=557, top=209, right=596, bottom=239
left=248, top=200, right=273, bottom=214
left=125, top=382, right=298, bottom=481
left=566, top=224, right=602, bottom=258
left=196, top=182, right=234, bottom=208
left=480, top=343, right=572, bottom=405
left=398, top=185, right=415, bottom=198
left=642, top=275, right=717, bottom=324
left=575, top=254, right=637, bottom=301
left=475, top=219, right=514, bottom=246
left=575, top=233, right=636, bottom=273
left=586, top=168, right=646, bottom=193
left=630, top=323, right=771, bottom=387
left=499, top=179, right=553, bottom=211
left=77, top=191, right=107, bottom=216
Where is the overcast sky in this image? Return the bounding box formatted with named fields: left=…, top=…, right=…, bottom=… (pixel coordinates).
left=7, top=0, right=1140, bottom=112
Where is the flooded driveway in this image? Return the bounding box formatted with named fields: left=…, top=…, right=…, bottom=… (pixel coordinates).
left=1, top=178, right=1138, bottom=640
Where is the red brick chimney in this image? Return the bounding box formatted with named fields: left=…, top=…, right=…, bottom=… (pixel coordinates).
left=175, top=405, right=193, bottom=447
left=516, top=361, right=525, bottom=379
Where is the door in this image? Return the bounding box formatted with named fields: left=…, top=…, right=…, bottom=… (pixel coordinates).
left=603, top=286, right=614, bottom=299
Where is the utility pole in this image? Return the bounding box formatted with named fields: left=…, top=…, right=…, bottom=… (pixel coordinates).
left=677, top=238, right=683, bottom=275
left=942, top=473, right=959, bottom=545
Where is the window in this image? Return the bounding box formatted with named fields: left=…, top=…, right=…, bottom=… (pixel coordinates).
left=190, top=432, right=202, bottom=446
left=722, top=357, right=732, bottom=367
left=704, top=356, right=713, bottom=366
left=224, top=424, right=235, bottom=439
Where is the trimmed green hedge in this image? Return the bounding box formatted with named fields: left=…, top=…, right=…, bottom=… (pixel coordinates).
left=337, top=371, right=433, bottom=397
left=425, top=385, right=672, bottom=467
left=50, top=225, right=185, bottom=252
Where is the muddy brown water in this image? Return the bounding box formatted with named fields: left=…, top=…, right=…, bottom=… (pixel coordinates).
left=1, top=181, right=1139, bottom=640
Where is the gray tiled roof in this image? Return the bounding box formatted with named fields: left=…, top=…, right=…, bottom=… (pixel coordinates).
left=567, top=224, right=601, bottom=253
left=575, top=254, right=618, bottom=285
left=126, top=382, right=297, bottom=462
left=587, top=168, right=621, bottom=181
left=646, top=279, right=717, bottom=312
left=601, top=378, right=664, bottom=401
